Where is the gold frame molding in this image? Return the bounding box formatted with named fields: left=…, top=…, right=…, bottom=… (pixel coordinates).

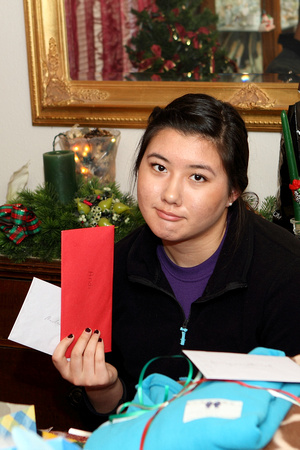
left=24, top=0, right=300, bottom=132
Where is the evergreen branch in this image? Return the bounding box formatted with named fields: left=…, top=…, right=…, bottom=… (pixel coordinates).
left=0, top=179, right=144, bottom=262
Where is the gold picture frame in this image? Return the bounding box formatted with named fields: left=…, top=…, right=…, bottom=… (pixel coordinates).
left=23, top=0, right=300, bottom=131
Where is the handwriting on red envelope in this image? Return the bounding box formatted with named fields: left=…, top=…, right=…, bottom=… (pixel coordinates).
left=61, top=226, right=114, bottom=357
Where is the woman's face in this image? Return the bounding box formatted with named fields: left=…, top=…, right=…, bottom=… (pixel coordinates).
left=137, top=128, right=238, bottom=248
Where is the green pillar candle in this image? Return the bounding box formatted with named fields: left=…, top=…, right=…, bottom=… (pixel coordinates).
left=43, top=150, right=77, bottom=204
left=281, top=110, right=300, bottom=221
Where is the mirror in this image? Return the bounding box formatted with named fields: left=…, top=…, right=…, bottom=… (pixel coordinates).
left=23, top=0, right=300, bottom=131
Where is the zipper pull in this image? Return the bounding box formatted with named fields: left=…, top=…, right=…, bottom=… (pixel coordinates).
left=180, top=327, right=188, bottom=346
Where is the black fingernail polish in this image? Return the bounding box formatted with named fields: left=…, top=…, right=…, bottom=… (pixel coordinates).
left=94, top=329, right=100, bottom=334
left=98, top=337, right=102, bottom=342
left=85, top=327, right=92, bottom=333
left=68, top=334, right=74, bottom=338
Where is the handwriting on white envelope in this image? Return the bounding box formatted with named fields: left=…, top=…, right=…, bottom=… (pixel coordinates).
left=183, top=350, right=300, bottom=383
left=8, top=277, right=61, bottom=355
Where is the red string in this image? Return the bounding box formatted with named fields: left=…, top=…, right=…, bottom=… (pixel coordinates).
left=139, top=380, right=201, bottom=450
left=139, top=405, right=164, bottom=450
left=139, top=378, right=300, bottom=450
left=225, top=379, right=300, bottom=404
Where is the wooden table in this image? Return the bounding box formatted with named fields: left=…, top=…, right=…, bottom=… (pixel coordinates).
left=0, top=256, right=84, bottom=430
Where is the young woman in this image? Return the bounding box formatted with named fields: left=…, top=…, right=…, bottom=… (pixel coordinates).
left=53, top=94, right=300, bottom=429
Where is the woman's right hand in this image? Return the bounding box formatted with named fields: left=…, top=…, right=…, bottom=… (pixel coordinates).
left=52, top=328, right=123, bottom=413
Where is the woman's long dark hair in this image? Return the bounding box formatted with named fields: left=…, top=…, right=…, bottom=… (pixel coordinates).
left=133, top=93, right=249, bottom=241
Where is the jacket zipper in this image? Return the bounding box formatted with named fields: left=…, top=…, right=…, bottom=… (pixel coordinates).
left=131, top=276, right=190, bottom=347
left=178, top=281, right=248, bottom=347
left=129, top=275, right=247, bottom=348
left=180, top=325, right=188, bottom=346
left=180, top=318, right=189, bottom=346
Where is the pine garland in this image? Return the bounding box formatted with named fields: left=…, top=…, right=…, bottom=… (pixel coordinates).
left=0, top=178, right=278, bottom=263
left=0, top=178, right=145, bottom=263
left=258, top=196, right=278, bottom=222
left=242, top=192, right=278, bottom=221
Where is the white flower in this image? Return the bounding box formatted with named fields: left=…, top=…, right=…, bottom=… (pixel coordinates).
left=91, top=206, right=102, bottom=215
left=66, top=124, right=83, bottom=139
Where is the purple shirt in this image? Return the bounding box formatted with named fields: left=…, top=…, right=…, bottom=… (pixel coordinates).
left=157, top=234, right=226, bottom=319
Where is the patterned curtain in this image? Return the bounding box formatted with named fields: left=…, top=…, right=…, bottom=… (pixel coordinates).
left=64, top=0, right=140, bottom=81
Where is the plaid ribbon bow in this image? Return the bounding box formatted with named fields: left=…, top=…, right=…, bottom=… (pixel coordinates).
left=0, top=203, right=41, bottom=244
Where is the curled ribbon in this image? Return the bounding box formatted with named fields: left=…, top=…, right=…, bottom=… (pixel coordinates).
left=0, top=203, right=41, bottom=245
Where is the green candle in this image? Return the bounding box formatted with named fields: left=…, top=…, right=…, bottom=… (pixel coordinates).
left=43, top=150, right=77, bottom=204
left=281, top=110, right=300, bottom=221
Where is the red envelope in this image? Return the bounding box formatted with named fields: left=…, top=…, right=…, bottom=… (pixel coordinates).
left=61, top=226, right=114, bottom=356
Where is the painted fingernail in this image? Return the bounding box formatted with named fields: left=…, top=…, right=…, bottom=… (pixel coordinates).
left=94, top=329, right=100, bottom=334
left=98, top=337, right=102, bottom=343
left=68, top=334, right=74, bottom=338
left=85, top=327, right=92, bottom=333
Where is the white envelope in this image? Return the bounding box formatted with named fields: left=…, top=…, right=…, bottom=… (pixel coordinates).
left=183, top=350, right=300, bottom=383
left=8, top=277, right=61, bottom=355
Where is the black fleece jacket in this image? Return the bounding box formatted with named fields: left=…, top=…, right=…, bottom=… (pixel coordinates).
left=78, top=203, right=300, bottom=429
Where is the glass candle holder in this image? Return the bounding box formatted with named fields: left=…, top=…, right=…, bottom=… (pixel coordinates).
left=60, top=129, right=120, bottom=183
left=290, top=218, right=300, bottom=238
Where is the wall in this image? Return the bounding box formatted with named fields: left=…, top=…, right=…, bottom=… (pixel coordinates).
left=0, top=1, right=282, bottom=206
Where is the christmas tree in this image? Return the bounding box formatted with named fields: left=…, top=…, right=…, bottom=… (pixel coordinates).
left=125, top=0, right=236, bottom=81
